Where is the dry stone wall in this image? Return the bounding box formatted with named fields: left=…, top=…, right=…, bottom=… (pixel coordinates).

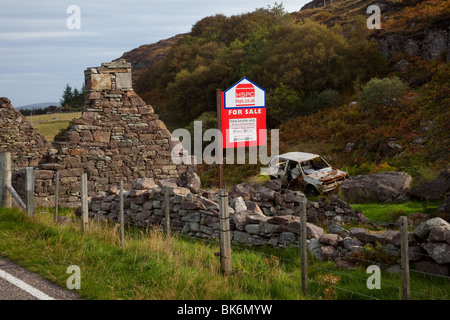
left=89, top=178, right=450, bottom=276
left=0, top=97, right=50, bottom=169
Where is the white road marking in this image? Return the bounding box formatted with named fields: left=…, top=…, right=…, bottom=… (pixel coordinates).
left=0, top=268, right=55, bottom=300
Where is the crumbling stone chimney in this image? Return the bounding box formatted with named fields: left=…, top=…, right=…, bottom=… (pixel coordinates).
left=50, top=59, right=190, bottom=207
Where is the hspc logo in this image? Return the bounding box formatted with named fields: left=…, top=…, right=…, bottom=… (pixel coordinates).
left=235, top=83, right=256, bottom=107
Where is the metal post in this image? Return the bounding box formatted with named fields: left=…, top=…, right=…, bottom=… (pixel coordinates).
left=119, top=179, right=124, bottom=247
left=300, top=195, right=308, bottom=295
left=216, top=89, right=224, bottom=190
left=81, top=173, right=88, bottom=231
left=25, top=167, right=35, bottom=217
left=54, top=171, right=59, bottom=222
left=164, top=186, right=171, bottom=237
left=218, top=189, right=232, bottom=275
left=0, top=152, right=12, bottom=208
left=400, top=216, right=410, bottom=300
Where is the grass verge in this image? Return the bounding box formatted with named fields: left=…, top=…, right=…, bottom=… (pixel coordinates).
left=0, top=207, right=448, bottom=300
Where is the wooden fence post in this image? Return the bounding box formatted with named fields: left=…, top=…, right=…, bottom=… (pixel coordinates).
left=164, top=186, right=171, bottom=237
left=400, top=216, right=410, bottom=300
left=218, top=189, right=232, bottom=275
left=54, top=171, right=59, bottom=222
left=0, top=152, right=12, bottom=208
left=81, top=173, right=88, bottom=231
left=300, top=194, right=308, bottom=295
left=25, top=167, right=35, bottom=217
left=119, top=179, right=124, bottom=247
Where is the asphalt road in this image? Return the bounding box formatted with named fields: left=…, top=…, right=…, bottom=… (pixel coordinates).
left=0, top=256, right=80, bottom=300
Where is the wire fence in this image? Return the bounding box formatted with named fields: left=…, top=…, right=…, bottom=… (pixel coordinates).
left=1, top=159, right=449, bottom=301
left=115, top=206, right=449, bottom=301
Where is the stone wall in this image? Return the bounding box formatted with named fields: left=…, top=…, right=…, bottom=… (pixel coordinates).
left=89, top=178, right=450, bottom=276
left=0, top=97, right=50, bottom=169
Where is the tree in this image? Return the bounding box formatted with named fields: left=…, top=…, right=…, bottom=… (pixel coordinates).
left=359, top=77, right=408, bottom=111
left=266, top=84, right=304, bottom=128
left=60, top=84, right=74, bottom=108
left=60, top=83, right=85, bottom=111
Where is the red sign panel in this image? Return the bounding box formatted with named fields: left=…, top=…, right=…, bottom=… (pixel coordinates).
left=221, top=78, right=266, bottom=148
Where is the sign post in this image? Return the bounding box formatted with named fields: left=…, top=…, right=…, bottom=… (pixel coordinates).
left=217, top=78, right=267, bottom=189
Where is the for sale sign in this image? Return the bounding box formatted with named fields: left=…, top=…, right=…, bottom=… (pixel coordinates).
left=221, top=78, right=266, bottom=148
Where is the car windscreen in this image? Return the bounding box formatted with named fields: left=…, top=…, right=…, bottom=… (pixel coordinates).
left=311, top=157, right=330, bottom=170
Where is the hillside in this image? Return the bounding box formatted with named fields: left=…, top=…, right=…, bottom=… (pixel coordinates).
left=116, top=0, right=449, bottom=187
left=118, top=33, right=186, bottom=86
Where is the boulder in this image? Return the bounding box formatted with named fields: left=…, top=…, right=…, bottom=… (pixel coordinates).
left=414, top=217, right=450, bottom=239
left=340, top=171, right=412, bottom=203
left=349, top=227, right=399, bottom=245
left=422, top=242, right=450, bottom=264
left=176, top=171, right=201, bottom=194
left=410, top=168, right=450, bottom=201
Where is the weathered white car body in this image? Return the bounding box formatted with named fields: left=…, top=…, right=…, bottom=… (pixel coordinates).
left=267, top=152, right=349, bottom=194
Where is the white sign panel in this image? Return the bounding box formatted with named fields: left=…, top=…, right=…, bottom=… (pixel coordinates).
left=228, top=118, right=257, bottom=143
left=224, top=78, right=266, bottom=109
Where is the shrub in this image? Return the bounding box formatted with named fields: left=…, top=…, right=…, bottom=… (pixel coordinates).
left=359, top=77, right=408, bottom=111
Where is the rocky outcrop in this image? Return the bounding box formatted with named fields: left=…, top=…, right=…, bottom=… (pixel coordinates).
left=340, top=171, right=412, bottom=203
left=378, top=28, right=450, bottom=62
left=410, top=168, right=450, bottom=201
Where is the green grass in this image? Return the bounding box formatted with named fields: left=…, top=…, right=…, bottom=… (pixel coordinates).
left=350, top=200, right=442, bottom=223
left=0, top=207, right=308, bottom=300
left=0, top=207, right=448, bottom=300
left=25, top=112, right=81, bottom=141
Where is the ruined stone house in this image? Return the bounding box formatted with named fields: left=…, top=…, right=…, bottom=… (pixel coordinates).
left=1, top=59, right=192, bottom=208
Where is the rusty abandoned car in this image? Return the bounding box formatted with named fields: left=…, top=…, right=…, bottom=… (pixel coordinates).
left=267, top=152, right=349, bottom=195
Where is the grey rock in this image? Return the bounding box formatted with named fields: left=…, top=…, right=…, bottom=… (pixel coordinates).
left=422, top=242, right=450, bottom=264
left=410, top=167, right=450, bottom=201
left=307, top=238, right=324, bottom=253
left=245, top=224, right=260, bottom=235
left=429, top=226, right=450, bottom=243
left=319, top=233, right=342, bottom=246
left=231, top=197, right=247, bottom=213
left=279, top=232, right=296, bottom=245
left=328, top=224, right=352, bottom=238
left=414, top=217, right=450, bottom=239
left=131, top=178, right=156, bottom=190
left=234, top=231, right=251, bottom=244
left=340, top=172, right=412, bottom=203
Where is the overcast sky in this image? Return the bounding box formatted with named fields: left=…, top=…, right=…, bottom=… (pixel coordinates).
left=0, top=0, right=310, bottom=107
